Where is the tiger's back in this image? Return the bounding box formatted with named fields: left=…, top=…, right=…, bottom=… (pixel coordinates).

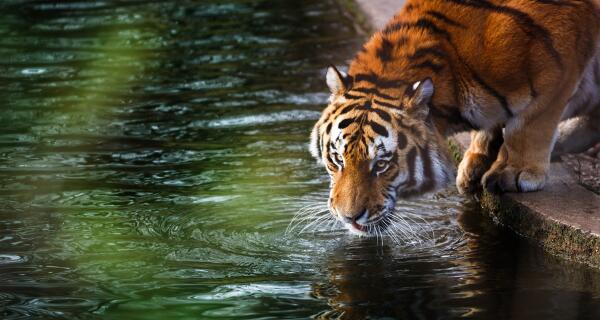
left=349, top=0, right=600, bottom=129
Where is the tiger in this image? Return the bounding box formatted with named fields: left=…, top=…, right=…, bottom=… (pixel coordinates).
left=309, top=0, right=600, bottom=235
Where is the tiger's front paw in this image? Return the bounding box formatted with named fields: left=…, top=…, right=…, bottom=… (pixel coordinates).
left=456, top=152, right=492, bottom=194
left=481, top=164, right=547, bottom=193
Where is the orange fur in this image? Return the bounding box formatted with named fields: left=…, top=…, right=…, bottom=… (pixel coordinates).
left=311, top=0, right=600, bottom=234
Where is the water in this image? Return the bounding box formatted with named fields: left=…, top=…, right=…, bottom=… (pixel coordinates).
left=1, top=0, right=600, bottom=319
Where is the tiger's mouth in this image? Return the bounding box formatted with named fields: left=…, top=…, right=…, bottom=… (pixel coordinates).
left=343, top=211, right=390, bottom=236
left=351, top=220, right=365, bottom=232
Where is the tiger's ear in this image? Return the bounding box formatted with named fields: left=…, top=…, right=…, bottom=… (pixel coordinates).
left=326, top=65, right=349, bottom=96
left=404, top=78, right=434, bottom=120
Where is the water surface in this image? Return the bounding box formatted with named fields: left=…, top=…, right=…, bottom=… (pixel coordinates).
left=1, top=0, right=600, bottom=319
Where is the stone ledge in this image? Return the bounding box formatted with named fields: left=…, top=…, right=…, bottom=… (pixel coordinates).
left=343, top=0, right=600, bottom=268
left=480, top=164, right=600, bottom=268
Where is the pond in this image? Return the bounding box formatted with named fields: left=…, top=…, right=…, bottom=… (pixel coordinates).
left=1, top=0, right=600, bottom=319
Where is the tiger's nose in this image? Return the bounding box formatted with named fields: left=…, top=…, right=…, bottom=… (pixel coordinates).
left=340, top=208, right=368, bottom=224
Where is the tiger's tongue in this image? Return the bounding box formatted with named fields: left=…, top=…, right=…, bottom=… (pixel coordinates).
left=352, top=221, right=365, bottom=231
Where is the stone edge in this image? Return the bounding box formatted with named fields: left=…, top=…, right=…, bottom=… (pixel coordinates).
left=480, top=191, right=600, bottom=268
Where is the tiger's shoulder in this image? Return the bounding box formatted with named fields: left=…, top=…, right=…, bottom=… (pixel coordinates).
left=348, top=0, right=600, bottom=130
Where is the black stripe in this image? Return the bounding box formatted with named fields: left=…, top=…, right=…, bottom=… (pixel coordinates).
left=353, top=73, right=378, bottom=83
left=409, top=45, right=447, bottom=61
left=372, top=108, right=391, bottom=122
left=376, top=37, right=394, bottom=63
left=397, top=132, right=407, bottom=149
left=351, top=87, right=397, bottom=101
left=354, top=105, right=371, bottom=112
left=326, top=154, right=334, bottom=166
left=425, top=10, right=467, bottom=29
left=412, top=60, right=444, bottom=73
left=327, top=163, right=337, bottom=172
left=470, top=69, right=513, bottom=117
left=344, top=93, right=364, bottom=100
left=319, top=135, right=326, bottom=159
left=383, top=191, right=393, bottom=201
left=347, top=133, right=359, bottom=144
left=374, top=99, right=401, bottom=109
left=397, top=37, right=409, bottom=46
left=325, top=122, right=332, bottom=134
left=444, top=0, right=562, bottom=67
left=338, top=104, right=356, bottom=115
left=338, top=118, right=355, bottom=129
left=369, top=121, right=389, bottom=137
left=418, top=145, right=435, bottom=192
left=404, top=147, right=417, bottom=189
left=345, top=144, right=354, bottom=155
left=353, top=73, right=407, bottom=89
left=389, top=150, right=399, bottom=164
left=316, top=134, right=322, bottom=157
left=383, top=18, right=451, bottom=40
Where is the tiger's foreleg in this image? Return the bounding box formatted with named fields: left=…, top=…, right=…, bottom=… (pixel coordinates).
left=456, top=127, right=503, bottom=194
left=481, top=76, right=580, bottom=193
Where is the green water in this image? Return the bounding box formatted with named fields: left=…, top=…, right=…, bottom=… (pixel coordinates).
left=1, top=0, right=600, bottom=319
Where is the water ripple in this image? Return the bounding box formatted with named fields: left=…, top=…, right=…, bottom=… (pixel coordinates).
left=189, top=110, right=321, bottom=128
left=0, top=254, right=29, bottom=265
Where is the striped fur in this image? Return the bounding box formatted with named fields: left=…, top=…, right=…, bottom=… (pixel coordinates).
left=311, top=0, right=600, bottom=235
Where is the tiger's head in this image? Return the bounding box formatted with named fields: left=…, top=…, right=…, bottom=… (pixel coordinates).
left=310, top=66, right=455, bottom=235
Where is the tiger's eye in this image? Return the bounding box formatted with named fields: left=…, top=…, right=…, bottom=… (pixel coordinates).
left=375, top=160, right=387, bottom=169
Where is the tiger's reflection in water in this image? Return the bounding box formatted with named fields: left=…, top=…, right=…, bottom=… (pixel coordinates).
left=311, top=237, right=474, bottom=319
left=310, top=202, right=600, bottom=320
